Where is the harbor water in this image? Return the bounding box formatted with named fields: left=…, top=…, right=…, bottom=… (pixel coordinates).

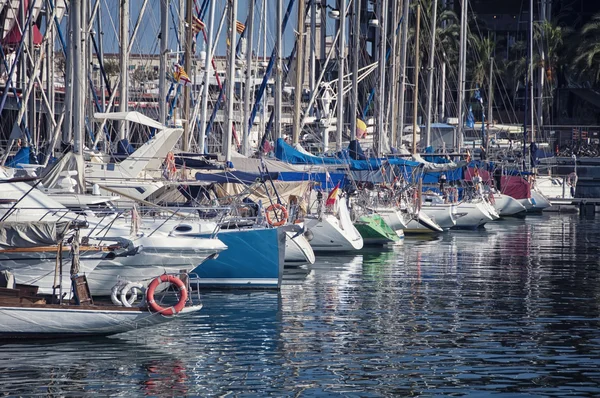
left=2, top=213, right=600, bottom=396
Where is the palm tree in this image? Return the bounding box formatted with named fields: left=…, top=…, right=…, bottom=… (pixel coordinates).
left=573, top=13, right=600, bottom=85
left=467, top=35, right=495, bottom=91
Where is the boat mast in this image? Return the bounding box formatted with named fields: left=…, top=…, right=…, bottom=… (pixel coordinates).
left=376, top=0, right=388, bottom=155
left=454, top=0, right=468, bottom=151
left=159, top=0, right=169, bottom=125
left=309, top=0, right=317, bottom=96
left=73, top=0, right=83, bottom=155
left=243, top=0, right=255, bottom=155
left=411, top=3, right=420, bottom=154
left=486, top=57, right=493, bottom=150
left=274, top=0, right=283, bottom=141
left=119, top=0, right=129, bottom=141
left=425, top=0, right=438, bottom=147
left=349, top=0, right=361, bottom=142
left=336, top=0, right=346, bottom=152
left=224, top=0, right=239, bottom=162
left=529, top=0, right=535, bottom=144
left=200, top=0, right=217, bottom=153
left=397, top=0, right=410, bottom=148
left=388, top=0, right=399, bottom=148
left=293, top=0, right=306, bottom=145
left=183, top=0, right=193, bottom=151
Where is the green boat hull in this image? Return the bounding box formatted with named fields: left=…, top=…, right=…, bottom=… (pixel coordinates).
left=354, top=214, right=401, bottom=245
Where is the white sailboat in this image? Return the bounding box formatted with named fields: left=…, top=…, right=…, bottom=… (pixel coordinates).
left=304, top=197, right=364, bottom=252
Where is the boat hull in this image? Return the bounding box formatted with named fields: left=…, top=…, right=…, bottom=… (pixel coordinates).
left=191, top=227, right=285, bottom=289
left=452, top=201, right=494, bottom=229
left=492, top=193, right=527, bottom=216
left=0, top=248, right=104, bottom=295
left=420, top=204, right=457, bottom=230
left=285, top=230, right=316, bottom=265
left=0, top=304, right=202, bottom=339
left=354, top=214, right=401, bottom=245
left=88, top=236, right=226, bottom=296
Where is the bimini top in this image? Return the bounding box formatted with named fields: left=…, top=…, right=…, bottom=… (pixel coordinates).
left=93, top=112, right=166, bottom=131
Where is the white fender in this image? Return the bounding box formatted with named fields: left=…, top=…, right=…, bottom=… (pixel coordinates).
left=119, top=282, right=145, bottom=308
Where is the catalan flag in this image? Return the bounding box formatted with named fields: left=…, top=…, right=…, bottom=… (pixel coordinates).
left=172, top=63, right=191, bottom=86
left=236, top=20, right=245, bottom=34
left=192, top=16, right=205, bottom=34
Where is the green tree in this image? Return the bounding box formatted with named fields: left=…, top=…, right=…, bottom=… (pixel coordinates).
left=573, top=13, right=600, bottom=85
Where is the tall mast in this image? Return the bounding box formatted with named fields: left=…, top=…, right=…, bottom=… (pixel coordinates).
left=309, top=0, right=317, bottom=94
left=73, top=0, right=83, bottom=155
left=454, top=0, right=468, bottom=150
left=411, top=3, right=420, bottom=154
left=487, top=57, right=493, bottom=150
left=200, top=0, right=217, bottom=153
left=225, top=0, right=239, bottom=162
left=529, top=0, right=534, bottom=144
left=119, top=0, right=129, bottom=141
left=293, top=0, right=306, bottom=145
left=183, top=0, right=193, bottom=151
left=243, top=0, right=256, bottom=155
left=397, top=0, right=410, bottom=148
left=388, top=0, right=399, bottom=148
left=274, top=0, right=283, bottom=141
left=159, top=0, right=169, bottom=125
left=425, top=0, right=438, bottom=147
left=376, top=0, right=388, bottom=155
left=349, top=0, right=361, bottom=142
left=336, top=0, right=346, bottom=151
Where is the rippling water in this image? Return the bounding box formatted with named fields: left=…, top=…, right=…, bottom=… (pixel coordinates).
left=2, top=214, right=600, bottom=396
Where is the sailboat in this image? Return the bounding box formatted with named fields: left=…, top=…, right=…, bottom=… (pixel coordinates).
left=0, top=221, right=202, bottom=339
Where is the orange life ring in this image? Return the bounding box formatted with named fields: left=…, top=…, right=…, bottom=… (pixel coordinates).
left=265, top=203, right=288, bottom=227
left=146, top=274, right=188, bottom=316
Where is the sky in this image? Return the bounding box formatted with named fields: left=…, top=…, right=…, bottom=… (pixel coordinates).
left=98, top=0, right=338, bottom=58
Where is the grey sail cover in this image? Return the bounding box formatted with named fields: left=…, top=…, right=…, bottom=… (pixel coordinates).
left=0, top=221, right=71, bottom=249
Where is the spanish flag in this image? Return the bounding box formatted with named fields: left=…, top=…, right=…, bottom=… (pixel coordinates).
left=236, top=20, right=245, bottom=34
left=325, top=182, right=341, bottom=206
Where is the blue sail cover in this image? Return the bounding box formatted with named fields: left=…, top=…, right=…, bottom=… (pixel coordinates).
left=388, top=157, right=464, bottom=184
left=278, top=171, right=349, bottom=191
left=275, top=138, right=383, bottom=170
left=195, top=170, right=279, bottom=184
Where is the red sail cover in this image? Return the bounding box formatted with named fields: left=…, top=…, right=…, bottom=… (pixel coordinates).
left=501, top=175, right=531, bottom=199
left=464, top=167, right=492, bottom=183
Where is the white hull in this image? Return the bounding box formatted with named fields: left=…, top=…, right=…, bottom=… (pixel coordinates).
left=403, top=211, right=444, bottom=233
left=517, top=198, right=535, bottom=211
left=420, top=204, right=456, bottom=230
left=531, top=190, right=552, bottom=211
left=0, top=304, right=202, bottom=338
left=304, top=198, right=363, bottom=252
left=492, top=193, right=527, bottom=216
left=285, top=231, right=316, bottom=265
left=453, top=201, right=494, bottom=229
left=88, top=236, right=227, bottom=296
left=373, top=207, right=408, bottom=231
left=535, top=176, right=574, bottom=199
left=0, top=249, right=103, bottom=294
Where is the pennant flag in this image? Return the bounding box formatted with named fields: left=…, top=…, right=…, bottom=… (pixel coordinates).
left=466, top=105, right=475, bottom=129
left=325, top=182, right=341, bottom=206
left=172, top=63, right=191, bottom=86
left=192, top=17, right=205, bottom=34
left=356, top=119, right=367, bottom=139
left=236, top=21, right=245, bottom=34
